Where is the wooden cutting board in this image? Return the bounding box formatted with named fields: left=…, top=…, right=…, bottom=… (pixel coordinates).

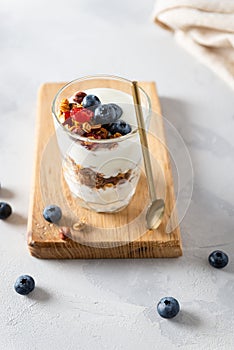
left=27, top=81, right=182, bottom=259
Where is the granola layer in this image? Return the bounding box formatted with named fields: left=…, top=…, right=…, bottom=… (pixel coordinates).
left=64, top=156, right=132, bottom=190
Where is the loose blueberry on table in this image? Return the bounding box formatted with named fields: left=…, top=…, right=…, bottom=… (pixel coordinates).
left=157, top=297, right=180, bottom=319
left=0, top=202, right=12, bottom=220
left=14, top=275, right=35, bottom=295
left=208, top=250, right=229, bottom=269
left=43, top=205, right=62, bottom=223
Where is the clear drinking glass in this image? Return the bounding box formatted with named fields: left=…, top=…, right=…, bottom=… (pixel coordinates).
left=52, top=75, right=151, bottom=213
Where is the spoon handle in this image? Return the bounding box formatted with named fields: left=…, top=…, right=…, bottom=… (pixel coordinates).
left=132, top=81, right=156, bottom=202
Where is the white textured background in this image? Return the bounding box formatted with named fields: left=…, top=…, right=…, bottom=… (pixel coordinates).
left=1, top=0, right=234, bottom=349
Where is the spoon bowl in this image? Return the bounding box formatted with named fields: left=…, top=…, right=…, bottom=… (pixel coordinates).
left=146, top=199, right=165, bottom=230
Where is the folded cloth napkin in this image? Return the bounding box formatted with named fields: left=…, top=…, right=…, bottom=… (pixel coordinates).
left=153, top=0, right=234, bottom=90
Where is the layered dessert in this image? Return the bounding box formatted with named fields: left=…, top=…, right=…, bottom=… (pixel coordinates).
left=57, top=88, right=143, bottom=212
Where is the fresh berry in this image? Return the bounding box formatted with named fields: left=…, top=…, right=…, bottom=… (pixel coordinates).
left=109, top=103, right=122, bottom=119
left=43, top=205, right=62, bottom=223
left=0, top=202, right=12, bottom=220
left=93, top=104, right=117, bottom=124
left=64, top=111, right=71, bottom=120
left=93, top=103, right=122, bottom=124
left=71, top=108, right=93, bottom=123
left=157, top=297, right=180, bottom=319
left=82, top=95, right=101, bottom=110
left=14, top=275, right=35, bottom=295
left=108, top=120, right=132, bottom=135
left=208, top=250, right=229, bottom=268
left=73, top=91, right=87, bottom=104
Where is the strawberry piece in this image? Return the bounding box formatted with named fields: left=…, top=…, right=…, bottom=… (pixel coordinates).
left=71, top=108, right=94, bottom=123
left=71, top=106, right=83, bottom=113
left=64, top=111, right=71, bottom=120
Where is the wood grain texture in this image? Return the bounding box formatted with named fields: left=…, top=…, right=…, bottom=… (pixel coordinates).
left=27, top=81, right=182, bottom=259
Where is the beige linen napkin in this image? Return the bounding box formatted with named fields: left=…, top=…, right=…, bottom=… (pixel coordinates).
left=153, top=0, right=234, bottom=90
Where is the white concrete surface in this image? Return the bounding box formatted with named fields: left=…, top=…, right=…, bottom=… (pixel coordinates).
left=1, top=0, right=234, bottom=349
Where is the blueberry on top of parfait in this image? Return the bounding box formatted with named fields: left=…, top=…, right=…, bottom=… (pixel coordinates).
left=82, top=95, right=101, bottom=110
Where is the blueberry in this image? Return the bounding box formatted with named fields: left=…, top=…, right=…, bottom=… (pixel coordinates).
left=108, top=103, right=122, bottom=119
left=93, top=104, right=117, bottom=124
left=208, top=250, right=229, bottom=268
left=81, top=95, right=101, bottom=110
left=14, top=275, right=35, bottom=295
left=108, top=120, right=132, bottom=135
left=157, top=297, right=180, bottom=319
left=43, top=205, right=62, bottom=223
left=0, top=202, right=12, bottom=220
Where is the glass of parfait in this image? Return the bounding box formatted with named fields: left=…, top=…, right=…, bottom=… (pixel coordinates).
left=52, top=75, right=151, bottom=213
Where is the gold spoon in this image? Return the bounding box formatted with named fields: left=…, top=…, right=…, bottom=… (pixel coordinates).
left=132, top=81, right=165, bottom=230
